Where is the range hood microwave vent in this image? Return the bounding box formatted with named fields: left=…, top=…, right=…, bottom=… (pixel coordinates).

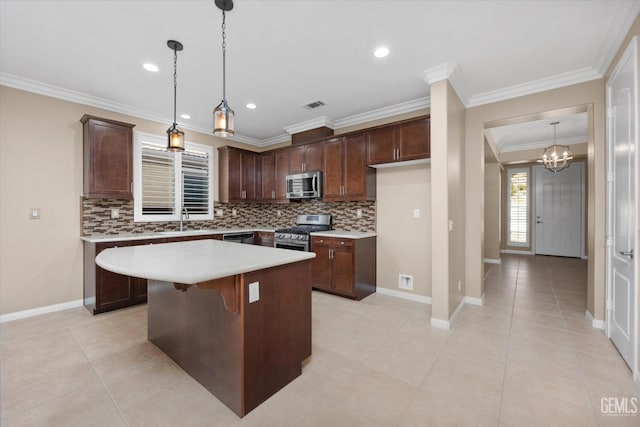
left=302, top=100, right=326, bottom=110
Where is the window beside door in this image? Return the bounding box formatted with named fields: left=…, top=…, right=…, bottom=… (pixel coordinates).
left=133, top=132, right=214, bottom=222
left=507, top=167, right=529, bottom=247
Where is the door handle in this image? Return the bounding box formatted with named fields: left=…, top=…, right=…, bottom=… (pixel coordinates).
left=620, top=249, right=634, bottom=259
left=536, top=221, right=543, bottom=224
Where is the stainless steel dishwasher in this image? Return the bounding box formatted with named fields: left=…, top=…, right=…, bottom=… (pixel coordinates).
left=222, top=231, right=255, bottom=245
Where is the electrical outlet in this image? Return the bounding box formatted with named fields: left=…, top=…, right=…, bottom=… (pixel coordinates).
left=356, top=209, right=362, bottom=218
left=277, top=210, right=282, bottom=217
left=232, top=209, right=237, bottom=217
left=216, top=209, right=223, bottom=217
left=413, top=209, right=420, bottom=218
left=110, top=208, right=120, bottom=219
left=29, top=208, right=40, bottom=220
left=249, top=282, right=260, bottom=303
left=399, top=274, right=413, bottom=290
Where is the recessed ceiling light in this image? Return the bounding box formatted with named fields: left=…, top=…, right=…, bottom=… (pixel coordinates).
left=180, top=113, right=191, bottom=119
left=246, top=103, right=257, bottom=109
left=374, top=47, right=389, bottom=58
left=143, top=63, right=159, bottom=72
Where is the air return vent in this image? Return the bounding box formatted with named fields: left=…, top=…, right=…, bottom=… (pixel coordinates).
left=302, top=100, right=326, bottom=110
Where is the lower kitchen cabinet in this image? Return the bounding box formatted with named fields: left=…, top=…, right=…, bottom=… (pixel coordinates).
left=83, top=234, right=223, bottom=314
left=255, top=231, right=275, bottom=247
left=310, top=236, right=376, bottom=300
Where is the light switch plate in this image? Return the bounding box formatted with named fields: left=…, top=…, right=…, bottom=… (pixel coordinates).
left=356, top=209, right=362, bottom=218
left=110, top=208, right=120, bottom=219
left=449, top=219, right=454, bottom=231
left=413, top=209, right=420, bottom=218
left=29, top=208, right=40, bottom=220
left=249, top=282, right=260, bottom=303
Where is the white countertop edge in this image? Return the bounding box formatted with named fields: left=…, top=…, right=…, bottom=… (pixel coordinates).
left=309, top=231, right=377, bottom=239
left=95, top=240, right=315, bottom=284
left=82, top=228, right=277, bottom=243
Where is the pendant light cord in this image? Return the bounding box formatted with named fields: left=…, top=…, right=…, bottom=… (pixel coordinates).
left=173, top=47, right=178, bottom=125
left=222, top=10, right=227, bottom=102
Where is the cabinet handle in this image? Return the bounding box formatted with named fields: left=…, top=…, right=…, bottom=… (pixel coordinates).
left=272, top=190, right=275, bottom=199
left=392, top=149, right=396, bottom=161
left=130, top=182, right=133, bottom=193
left=397, top=148, right=400, bottom=160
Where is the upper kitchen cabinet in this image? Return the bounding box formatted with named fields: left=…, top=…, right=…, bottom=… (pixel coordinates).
left=323, top=135, right=375, bottom=201
left=218, top=146, right=258, bottom=202
left=81, top=115, right=135, bottom=199
left=289, top=142, right=323, bottom=173
left=259, top=149, right=290, bottom=202
left=367, top=116, right=430, bottom=166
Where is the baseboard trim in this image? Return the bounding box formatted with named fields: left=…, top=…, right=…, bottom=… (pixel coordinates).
left=483, top=258, right=502, bottom=264
left=464, top=295, right=485, bottom=306
left=376, top=287, right=432, bottom=304
left=585, top=310, right=606, bottom=330
left=430, top=317, right=450, bottom=330
left=501, top=249, right=534, bottom=255
left=0, top=299, right=84, bottom=323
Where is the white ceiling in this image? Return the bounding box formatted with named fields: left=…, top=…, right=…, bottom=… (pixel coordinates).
left=488, top=112, right=589, bottom=153
left=1, top=0, right=638, bottom=147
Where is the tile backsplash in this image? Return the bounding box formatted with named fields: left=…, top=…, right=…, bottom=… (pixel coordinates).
left=82, top=198, right=376, bottom=236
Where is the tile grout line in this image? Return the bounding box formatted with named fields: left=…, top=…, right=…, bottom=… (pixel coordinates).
left=496, top=256, right=520, bottom=427
left=550, top=270, right=602, bottom=425
left=67, top=325, right=131, bottom=427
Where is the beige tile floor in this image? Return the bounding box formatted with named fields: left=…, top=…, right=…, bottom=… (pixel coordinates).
left=1, top=254, right=639, bottom=426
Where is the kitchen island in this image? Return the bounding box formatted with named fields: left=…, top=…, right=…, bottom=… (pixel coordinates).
left=96, top=239, right=315, bottom=417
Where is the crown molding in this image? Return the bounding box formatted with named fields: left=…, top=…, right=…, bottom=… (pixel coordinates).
left=283, top=116, right=335, bottom=135
left=422, top=63, right=456, bottom=85
left=334, top=97, right=431, bottom=129
left=231, top=132, right=290, bottom=147
left=498, top=136, right=587, bottom=153
left=466, top=67, right=602, bottom=108
left=594, top=0, right=640, bottom=76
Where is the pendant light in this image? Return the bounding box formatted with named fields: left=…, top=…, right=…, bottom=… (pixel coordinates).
left=167, top=40, right=185, bottom=151
left=538, top=121, right=573, bottom=173
left=213, top=0, right=235, bottom=137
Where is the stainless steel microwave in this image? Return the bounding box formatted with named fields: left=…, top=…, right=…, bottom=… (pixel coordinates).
left=286, top=171, right=322, bottom=200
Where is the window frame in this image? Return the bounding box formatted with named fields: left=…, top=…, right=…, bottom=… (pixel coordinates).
left=133, top=131, right=214, bottom=223
left=506, top=167, right=530, bottom=247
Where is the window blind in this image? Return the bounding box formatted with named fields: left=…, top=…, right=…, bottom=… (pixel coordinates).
left=141, top=142, right=176, bottom=215
left=182, top=147, right=210, bottom=215
left=508, top=170, right=528, bottom=245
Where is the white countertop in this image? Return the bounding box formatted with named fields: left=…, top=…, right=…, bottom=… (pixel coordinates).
left=82, top=228, right=276, bottom=243
left=310, top=230, right=377, bottom=239
left=95, top=239, right=315, bottom=284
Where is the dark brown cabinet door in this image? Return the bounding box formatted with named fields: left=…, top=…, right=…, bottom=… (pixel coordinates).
left=367, top=126, right=396, bottom=165
left=332, top=241, right=354, bottom=295
left=256, top=231, right=275, bottom=247
left=227, top=148, right=243, bottom=201
left=275, top=150, right=290, bottom=201
left=397, top=117, right=430, bottom=161
left=323, top=138, right=344, bottom=199
left=311, top=238, right=333, bottom=291
left=343, top=134, right=368, bottom=197
left=289, top=143, right=323, bottom=173
left=131, top=277, right=148, bottom=303
left=289, top=146, right=305, bottom=174
left=304, top=142, right=323, bottom=172
left=242, top=152, right=258, bottom=200
left=261, top=153, right=276, bottom=200
left=95, top=243, right=134, bottom=312
left=81, top=115, right=135, bottom=199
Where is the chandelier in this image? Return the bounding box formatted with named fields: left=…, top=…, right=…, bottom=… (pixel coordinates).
left=539, top=121, right=573, bottom=173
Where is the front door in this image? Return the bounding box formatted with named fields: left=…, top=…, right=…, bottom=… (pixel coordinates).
left=534, top=163, right=583, bottom=258
left=607, top=36, right=637, bottom=371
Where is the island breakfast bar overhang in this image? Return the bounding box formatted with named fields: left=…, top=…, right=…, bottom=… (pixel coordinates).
left=95, top=239, right=315, bottom=417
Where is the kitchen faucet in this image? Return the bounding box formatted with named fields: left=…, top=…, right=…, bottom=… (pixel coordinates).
left=179, top=207, right=189, bottom=231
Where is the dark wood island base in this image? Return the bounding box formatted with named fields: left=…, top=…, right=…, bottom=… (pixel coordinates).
left=147, top=259, right=312, bottom=417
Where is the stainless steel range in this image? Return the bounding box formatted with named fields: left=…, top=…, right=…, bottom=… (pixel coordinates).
left=274, top=214, right=332, bottom=251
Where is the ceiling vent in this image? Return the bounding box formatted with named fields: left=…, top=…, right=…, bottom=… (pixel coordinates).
left=302, top=100, right=326, bottom=110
